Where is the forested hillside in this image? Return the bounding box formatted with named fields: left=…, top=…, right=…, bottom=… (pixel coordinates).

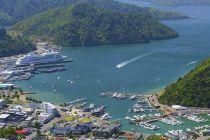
left=0, top=28, right=35, bottom=58
left=0, top=10, right=14, bottom=26
left=0, top=0, right=187, bottom=26
left=13, top=3, right=179, bottom=47
left=159, top=58, right=210, bottom=108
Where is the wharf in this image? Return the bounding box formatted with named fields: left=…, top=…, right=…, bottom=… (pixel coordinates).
left=22, top=92, right=36, bottom=95
left=34, top=64, right=65, bottom=69
left=15, top=59, right=73, bottom=67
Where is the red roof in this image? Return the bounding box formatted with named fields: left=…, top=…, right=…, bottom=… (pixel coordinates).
left=16, top=129, right=30, bottom=135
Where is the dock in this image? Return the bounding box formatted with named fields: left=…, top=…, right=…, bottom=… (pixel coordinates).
left=15, top=59, right=73, bottom=67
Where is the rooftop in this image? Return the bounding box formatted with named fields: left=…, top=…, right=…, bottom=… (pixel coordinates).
left=0, top=114, right=10, bottom=119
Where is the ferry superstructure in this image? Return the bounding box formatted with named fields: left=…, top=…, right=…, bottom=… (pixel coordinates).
left=16, top=52, right=67, bottom=65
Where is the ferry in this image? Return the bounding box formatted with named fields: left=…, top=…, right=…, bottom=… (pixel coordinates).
left=16, top=51, right=68, bottom=65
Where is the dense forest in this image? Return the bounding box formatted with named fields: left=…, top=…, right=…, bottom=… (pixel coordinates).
left=12, top=3, right=179, bottom=47
left=0, top=10, right=14, bottom=26
left=0, top=28, right=35, bottom=58
left=0, top=0, right=187, bottom=26
left=159, top=58, right=210, bottom=108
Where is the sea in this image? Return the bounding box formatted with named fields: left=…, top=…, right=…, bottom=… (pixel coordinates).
left=15, top=5, right=210, bottom=134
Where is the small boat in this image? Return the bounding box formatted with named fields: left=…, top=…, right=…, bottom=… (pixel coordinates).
left=111, top=92, right=118, bottom=98
left=100, top=93, right=107, bottom=96
left=117, top=93, right=126, bottom=99
left=101, top=113, right=112, bottom=120
left=67, top=79, right=71, bottom=82
left=133, top=108, right=144, bottom=113
left=70, top=80, right=74, bottom=84
left=129, top=95, right=137, bottom=100
left=42, top=81, right=47, bottom=84
left=57, top=76, right=60, bottom=80
left=53, top=89, right=56, bottom=93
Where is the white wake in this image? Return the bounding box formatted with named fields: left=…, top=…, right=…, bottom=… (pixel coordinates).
left=186, top=61, right=197, bottom=66
left=116, top=51, right=156, bottom=69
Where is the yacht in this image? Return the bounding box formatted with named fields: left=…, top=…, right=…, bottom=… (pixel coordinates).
left=16, top=51, right=67, bottom=65
left=101, top=113, right=112, bottom=120
left=139, top=122, right=159, bottom=130
left=129, top=95, right=137, bottom=100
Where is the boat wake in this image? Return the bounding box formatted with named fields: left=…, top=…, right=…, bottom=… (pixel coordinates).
left=186, top=61, right=197, bottom=66
left=116, top=51, right=156, bottom=69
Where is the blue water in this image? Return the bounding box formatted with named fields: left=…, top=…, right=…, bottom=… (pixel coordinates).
left=15, top=5, right=210, bottom=133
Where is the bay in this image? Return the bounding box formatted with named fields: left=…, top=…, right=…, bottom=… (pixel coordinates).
left=15, top=5, right=210, bottom=133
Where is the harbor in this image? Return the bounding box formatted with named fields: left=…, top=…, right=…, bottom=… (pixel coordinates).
left=0, top=42, right=73, bottom=83
left=0, top=4, right=210, bottom=139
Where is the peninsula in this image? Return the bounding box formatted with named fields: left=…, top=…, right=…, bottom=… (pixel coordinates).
left=12, top=3, right=179, bottom=47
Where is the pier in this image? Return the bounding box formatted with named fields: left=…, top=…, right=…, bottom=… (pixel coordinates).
left=15, top=59, right=73, bottom=67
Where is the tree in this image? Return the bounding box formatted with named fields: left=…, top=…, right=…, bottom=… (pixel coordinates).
left=0, top=28, right=6, bottom=39
left=36, top=129, right=41, bottom=136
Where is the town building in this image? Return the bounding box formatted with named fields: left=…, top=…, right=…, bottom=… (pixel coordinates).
left=40, top=102, right=59, bottom=117
left=0, top=99, right=7, bottom=108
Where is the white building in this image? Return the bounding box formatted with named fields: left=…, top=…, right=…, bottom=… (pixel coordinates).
left=37, top=113, right=52, bottom=124
left=40, top=102, right=59, bottom=117
left=172, top=105, right=187, bottom=110
left=0, top=99, right=7, bottom=108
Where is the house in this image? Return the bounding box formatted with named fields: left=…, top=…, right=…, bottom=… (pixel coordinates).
left=16, top=128, right=31, bottom=135
left=0, top=112, right=27, bottom=124
left=200, top=129, right=210, bottom=136
left=51, top=123, right=92, bottom=136
left=71, top=123, right=92, bottom=135
left=38, top=113, right=52, bottom=124
left=0, top=83, right=14, bottom=90
left=51, top=126, right=72, bottom=136
left=172, top=105, right=187, bottom=110
left=0, top=99, right=7, bottom=108
left=92, top=124, right=121, bottom=138
left=40, top=102, right=59, bottom=117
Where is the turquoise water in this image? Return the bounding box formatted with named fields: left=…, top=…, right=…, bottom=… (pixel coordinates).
left=15, top=5, right=210, bottom=133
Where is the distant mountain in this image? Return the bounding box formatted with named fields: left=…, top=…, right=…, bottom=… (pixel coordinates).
left=0, top=28, right=35, bottom=58
left=147, top=0, right=210, bottom=6
left=145, top=7, right=188, bottom=20
left=12, top=3, right=179, bottom=47
left=0, top=0, right=187, bottom=26
left=159, top=58, right=210, bottom=108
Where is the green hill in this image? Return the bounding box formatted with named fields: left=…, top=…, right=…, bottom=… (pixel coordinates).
left=12, top=3, right=179, bottom=47
left=0, top=0, right=187, bottom=26
left=0, top=28, right=35, bottom=58
left=159, top=58, right=210, bottom=108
